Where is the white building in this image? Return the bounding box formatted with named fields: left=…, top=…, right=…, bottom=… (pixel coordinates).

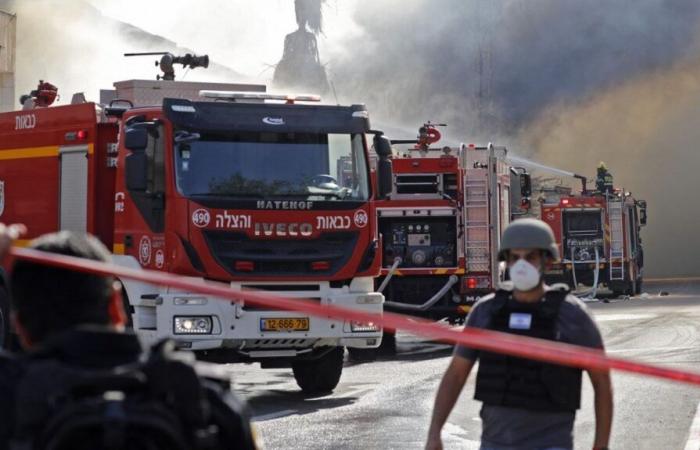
left=0, top=9, right=16, bottom=113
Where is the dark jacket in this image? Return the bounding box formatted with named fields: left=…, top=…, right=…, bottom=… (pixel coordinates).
left=0, top=351, right=21, bottom=450
left=0, top=327, right=257, bottom=450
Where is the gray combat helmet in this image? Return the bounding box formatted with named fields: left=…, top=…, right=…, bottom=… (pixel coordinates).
left=498, top=218, right=560, bottom=261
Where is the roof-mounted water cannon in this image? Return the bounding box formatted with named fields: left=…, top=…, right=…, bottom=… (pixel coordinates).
left=415, top=122, right=446, bottom=153
left=19, top=80, right=59, bottom=108
left=574, top=174, right=589, bottom=195
left=123, top=52, right=210, bottom=81
left=389, top=121, right=448, bottom=156
left=507, top=155, right=589, bottom=194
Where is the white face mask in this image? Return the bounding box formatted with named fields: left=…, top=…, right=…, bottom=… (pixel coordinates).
left=509, top=259, right=542, bottom=291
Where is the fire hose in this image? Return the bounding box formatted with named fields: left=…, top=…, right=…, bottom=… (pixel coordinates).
left=384, top=274, right=459, bottom=312
left=10, top=246, right=700, bottom=387
left=571, top=247, right=600, bottom=300
left=376, top=257, right=402, bottom=293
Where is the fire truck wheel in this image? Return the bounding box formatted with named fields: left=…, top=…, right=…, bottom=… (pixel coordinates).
left=292, top=346, right=344, bottom=394
left=635, top=278, right=643, bottom=296
left=612, top=281, right=634, bottom=298
left=0, top=286, right=10, bottom=349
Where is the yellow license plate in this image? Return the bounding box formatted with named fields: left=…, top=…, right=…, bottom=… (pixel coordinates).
left=260, top=317, right=310, bottom=332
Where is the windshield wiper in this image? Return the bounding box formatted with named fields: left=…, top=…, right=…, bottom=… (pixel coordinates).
left=175, top=131, right=201, bottom=144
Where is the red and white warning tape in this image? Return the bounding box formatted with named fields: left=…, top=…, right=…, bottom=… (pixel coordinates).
left=10, top=246, right=700, bottom=386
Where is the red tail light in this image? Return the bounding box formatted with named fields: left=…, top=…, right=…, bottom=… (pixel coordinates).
left=311, top=261, right=330, bottom=271
left=234, top=261, right=255, bottom=272
left=467, top=277, right=477, bottom=289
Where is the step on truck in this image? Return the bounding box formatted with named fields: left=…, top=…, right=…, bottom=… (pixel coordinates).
left=0, top=74, right=390, bottom=393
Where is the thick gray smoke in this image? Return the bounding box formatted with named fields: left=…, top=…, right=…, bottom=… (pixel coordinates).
left=330, top=0, right=700, bottom=139
left=3, top=0, right=700, bottom=277
left=520, top=59, right=700, bottom=278
left=326, top=0, right=700, bottom=278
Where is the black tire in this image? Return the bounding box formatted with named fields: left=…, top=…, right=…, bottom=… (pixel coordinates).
left=347, top=347, right=378, bottom=363
left=292, top=346, right=344, bottom=394
left=635, top=278, right=643, bottom=296
left=378, top=331, right=397, bottom=356
left=0, top=286, right=10, bottom=349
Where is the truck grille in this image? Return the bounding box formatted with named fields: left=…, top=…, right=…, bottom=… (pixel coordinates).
left=203, top=230, right=359, bottom=276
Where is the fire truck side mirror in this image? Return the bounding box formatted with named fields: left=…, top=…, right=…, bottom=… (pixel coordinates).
left=638, top=200, right=648, bottom=226
left=373, top=134, right=392, bottom=158
left=125, top=127, right=149, bottom=151
left=373, top=134, right=393, bottom=199
left=520, top=173, right=532, bottom=198
left=125, top=151, right=148, bottom=192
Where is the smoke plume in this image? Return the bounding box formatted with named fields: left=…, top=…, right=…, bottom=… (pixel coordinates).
left=4, top=0, right=700, bottom=276
left=519, top=58, right=700, bottom=278
left=323, top=0, right=700, bottom=277
left=328, top=0, right=700, bottom=140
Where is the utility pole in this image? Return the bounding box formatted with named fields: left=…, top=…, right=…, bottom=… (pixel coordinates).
left=0, top=9, right=16, bottom=113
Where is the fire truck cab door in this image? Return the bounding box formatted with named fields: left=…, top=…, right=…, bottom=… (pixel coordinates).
left=59, top=145, right=89, bottom=232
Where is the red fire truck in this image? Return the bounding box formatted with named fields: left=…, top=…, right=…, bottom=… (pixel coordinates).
left=374, top=124, right=522, bottom=326
left=0, top=75, right=391, bottom=393
left=540, top=179, right=648, bottom=296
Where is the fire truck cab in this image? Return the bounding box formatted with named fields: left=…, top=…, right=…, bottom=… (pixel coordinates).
left=541, top=187, right=647, bottom=296
left=0, top=78, right=388, bottom=393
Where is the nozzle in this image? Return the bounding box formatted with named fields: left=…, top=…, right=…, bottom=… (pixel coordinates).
left=125, top=52, right=210, bottom=81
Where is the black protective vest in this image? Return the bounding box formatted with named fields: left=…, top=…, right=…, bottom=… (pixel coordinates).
left=474, top=289, right=583, bottom=412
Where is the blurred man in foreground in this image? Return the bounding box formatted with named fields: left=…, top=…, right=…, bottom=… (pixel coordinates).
left=0, top=228, right=259, bottom=449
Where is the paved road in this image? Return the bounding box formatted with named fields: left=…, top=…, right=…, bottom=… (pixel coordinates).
left=228, top=280, right=700, bottom=449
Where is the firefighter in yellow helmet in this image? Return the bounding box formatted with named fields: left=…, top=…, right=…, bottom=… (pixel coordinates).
left=596, top=162, right=613, bottom=194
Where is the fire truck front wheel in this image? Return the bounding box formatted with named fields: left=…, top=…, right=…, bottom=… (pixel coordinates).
left=292, top=346, right=345, bottom=394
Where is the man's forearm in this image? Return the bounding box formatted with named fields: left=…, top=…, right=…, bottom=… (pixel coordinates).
left=592, top=372, right=613, bottom=448
left=427, top=364, right=469, bottom=439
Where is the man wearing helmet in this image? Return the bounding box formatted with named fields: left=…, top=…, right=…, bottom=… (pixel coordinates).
left=426, top=218, right=613, bottom=450
left=596, top=162, right=614, bottom=194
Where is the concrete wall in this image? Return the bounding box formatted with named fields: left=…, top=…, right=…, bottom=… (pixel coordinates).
left=0, top=10, right=16, bottom=112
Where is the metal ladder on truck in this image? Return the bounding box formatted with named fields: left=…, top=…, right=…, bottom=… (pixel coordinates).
left=464, top=176, right=491, bottom=274
left=608, top=197, right=625, bottom=281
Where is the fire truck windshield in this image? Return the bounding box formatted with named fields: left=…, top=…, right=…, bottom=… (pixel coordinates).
left=174, top=132, right=370, bottom=201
